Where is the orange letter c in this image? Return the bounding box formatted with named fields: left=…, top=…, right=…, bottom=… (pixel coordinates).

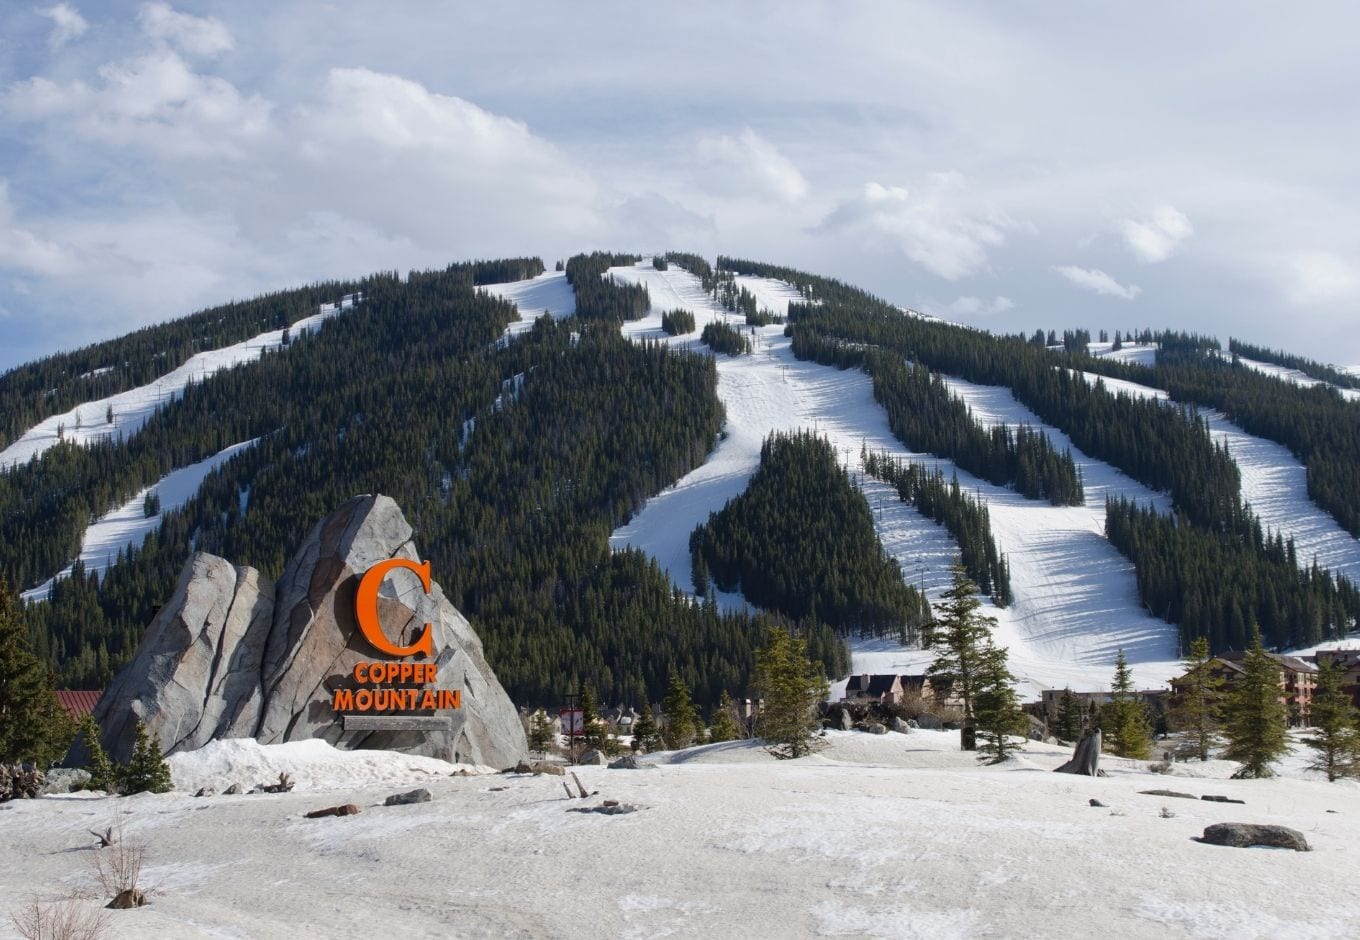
left=355, top=558, right=435, bottom=658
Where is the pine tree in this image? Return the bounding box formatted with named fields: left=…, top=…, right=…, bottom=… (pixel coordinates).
left=972, top=642, right=1027, bottom=763
left=1304, top=659, right=1360, bottom=781
left=926, top=562, right=998, bottom=722
left=1221, top=629, right=1290, bottom=778
left=1054, top=688, right=1083, bottom=741
left=754, top=625, right=829, bottom=758
left=527, top=710, right=553, bottom=758
left=120, top=721, right=172, bottom=794
left=1103, top=649, right=1152, bottom=759
left=631, top=704, right=661, bottom=753
left=660, top=673, right=699, bottom=750
left=1167, top=636, right=1223, bottom=761
left=0, top=579, right=74, bottom=767
left=708, top=691, right=741, bottom=743
left=80, top=716, right=118, bottom=793
left=580, top=685, right=606, bottom=751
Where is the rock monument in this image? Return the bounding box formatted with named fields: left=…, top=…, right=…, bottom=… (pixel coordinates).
left=73, top=495, right=527, bottom=769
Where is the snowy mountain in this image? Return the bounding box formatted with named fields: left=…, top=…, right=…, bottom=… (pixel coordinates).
left=3, top=253, right=1358, bottom=704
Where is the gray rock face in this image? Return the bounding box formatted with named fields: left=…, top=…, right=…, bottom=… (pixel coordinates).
left=384, top=788, right=432, bottom=806
left=74, top=495, right=527, bottom=769
left=38, top=768, right=90, bottom=796
left=892, top=717, right=913, bottom=734
left=1198, top=823, right=1310, bottom=851
left=914, top=714, right=943, bottom=730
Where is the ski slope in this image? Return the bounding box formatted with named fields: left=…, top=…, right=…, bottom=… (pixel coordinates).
left=1087, top=341, right=1158, bottom=366
left=481, top=269, right=576, bottom=341
left=1215, top=351, right=1360, bottom=403
left=0, top=294, right=360, bottom=471
left=21, top=438, right=259, bottom=602
left=598, top=260, right=1180, bottom=697
left=1079, top=370, right=1360, bottom=585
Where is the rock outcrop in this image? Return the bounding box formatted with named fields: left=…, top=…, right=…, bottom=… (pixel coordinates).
left=74, top=495, right=527, bottom=769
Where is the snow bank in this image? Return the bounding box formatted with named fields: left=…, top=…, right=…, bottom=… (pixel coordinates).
left=165, top=738, right=490, bottom=794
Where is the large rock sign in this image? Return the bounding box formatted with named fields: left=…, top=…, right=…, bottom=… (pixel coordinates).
left=77, top=495, right=527, bottom=769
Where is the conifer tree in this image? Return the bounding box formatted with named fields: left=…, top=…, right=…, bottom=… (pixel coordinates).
left=1103, top=649, right=1152, bottom=759
left=1304, top=659, right=1360, bottom=782
left=527, top=710, right=553, bottom=759
left=631, top=704, right=662, bottom=753
left=1222, top=629, right=1290, bottom=778
left=580, top=685, right=606, bottom=751
left=80, top=717, right=118, bottom=793
left=120, top=721, right=172, bottom=794
left=926, top=562, right=998, bottom=722
left=972, top=642, right=1027, bottom=763
left=754, top=625, right=829, bottom=758
left=0, top=579, right=73, bottom=767
left=1054, top=688, right=1083, bottom=741
left=708, top=691, right=741, bottom=743
left=660, top=674, right=699, bottom=750
left=1167, top=636, right=1223, bottom=761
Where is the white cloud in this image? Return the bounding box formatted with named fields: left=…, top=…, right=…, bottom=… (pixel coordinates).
left=1053, top=265, right=1141, bottom=300
left=948, top=295, right=1014, bottom=316
left=817, top=176, right=1010, bottom=280
left=3, top=48, right=271, bottom=158
left=1121, top=205, right=1193, bottom=263
left=696, top=128, right=808, bottom=203
left=1281, top=250, right=1360, bottom=306
left=0, top=181, right=77, bottom=276
left=39, top=3, right=88, bottom=49
left=137, top=2, right=233, bottom=57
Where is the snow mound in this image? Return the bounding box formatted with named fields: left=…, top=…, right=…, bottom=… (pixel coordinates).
left=165, top=738, right=491, bottom=794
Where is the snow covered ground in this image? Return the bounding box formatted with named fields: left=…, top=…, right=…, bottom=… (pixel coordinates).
left=21, top=439, right=259, bottom=602
left=0, top=294, right=360, bottom=471
left=1215, top=351, right=1360, bottom=403
left=1087, top=341, right=1158, bottom=366
left=1079, top=371, right=1360, bottom=586
left=3, top=733, right=1356, bottom=939
left=481, top=269, right=576, bottom=341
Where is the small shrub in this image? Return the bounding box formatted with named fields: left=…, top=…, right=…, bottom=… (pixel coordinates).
left=10, top=896, right=109, bottom=940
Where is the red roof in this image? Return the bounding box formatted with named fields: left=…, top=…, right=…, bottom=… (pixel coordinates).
left=55, top=691, right=102, bottom=719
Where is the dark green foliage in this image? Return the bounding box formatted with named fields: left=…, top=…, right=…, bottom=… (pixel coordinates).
left=1103, top=649, right=1151, bottom=759
left=699, top=321, right=751, bottom=356
left=1167, top=636, right=1223, bottom=761
left=691, top=432, right=929, bottom=643
left=754, top=625, right=829, bottom=759
left=1228, top=338, right=1360, bottom=390
left=1105, top=497, right=1359, bottom=653
left=661, top=309, right=696, bottom=336
left=0, top=579, right=73, bottom=767
left=652, top=256, right=668, bottom=271
left=1222, top=629, right=1290, bottom=778
left=563, top=252, right=648, bottom=321
left=527, top=710, right=553, bottom=758
left=973, top=644, right=1027, bottom=763
left=580, top=684, right=605, bottom=751
left=0, top=279, right=367, bottom=448
left=120, top=720, right=171, bottom=794
left=80, top=716, right=117, bottom=792
left=1304, top=660, right=1360, bottom=781
left=660, top=673, right=699, bottom=749
left=1054, top=688, right=1084, bottom=741
left=858, top=354, right=1083, bottom=507
left=5, top=262, right=805, bottom=709
left=445, top=257, right=545, bottom=286
left=631, top=704, right=662, bottom=753
left=926, top=563, right=998, bottom=721
left=864, top=451, right=1011, bottom=604
left=708, top=691, right=741, bottom=743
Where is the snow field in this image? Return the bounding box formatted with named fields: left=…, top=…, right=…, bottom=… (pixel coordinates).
left=1212, top=350, right=1360, bottom=403
left=0, top=294, right=360, bottom=471
left=3, top=733, right=1357, bottom=939
left=480, top=268, right=576, bottom=341
left=1086, top=341, right=1159, bottom=366
left=20, top=438, right=259, bottom=603
left=1078, top=370, right=1360, bottom=586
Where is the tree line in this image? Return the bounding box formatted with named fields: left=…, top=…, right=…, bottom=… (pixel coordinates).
left=690, top=431, right=932, bottom=644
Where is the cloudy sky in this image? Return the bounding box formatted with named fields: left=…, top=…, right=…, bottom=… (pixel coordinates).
left=2, top=2, right=1359, bottom=371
